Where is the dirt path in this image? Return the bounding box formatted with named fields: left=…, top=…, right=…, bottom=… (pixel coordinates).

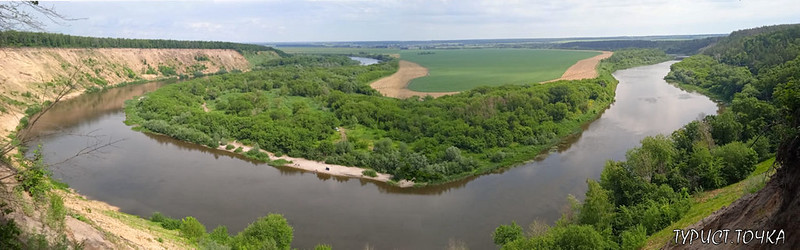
left=221, top=141, right=415, bottom=188
left=370, top=60, right=458, bottom=99
left=543, top=51, right=613, bottom=83
left=337, top=127, right=346, bottom=141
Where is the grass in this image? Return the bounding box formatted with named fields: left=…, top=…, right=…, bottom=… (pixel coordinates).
left=102, top=210, right=192, bottom=247
left=643, top=157, right=775, bottom=249
left=275, top=47, right=400, bottom=55
left=398, top=49, right=601, bottom=92
left=242, top=50, right=282, bottom=68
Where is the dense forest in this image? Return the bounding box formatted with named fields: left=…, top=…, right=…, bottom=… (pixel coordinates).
left=0, top=30, right=286, bottom=56
left=125, top=49, right=671, bottom=184
left=493, top=24, right=800, bottom=249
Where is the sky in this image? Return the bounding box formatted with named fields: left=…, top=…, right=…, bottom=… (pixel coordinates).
left=29, top=0, right=800, bottom=43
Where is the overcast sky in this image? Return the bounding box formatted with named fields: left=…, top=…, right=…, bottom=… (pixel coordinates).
left=32, top=0, right=800, bottom=43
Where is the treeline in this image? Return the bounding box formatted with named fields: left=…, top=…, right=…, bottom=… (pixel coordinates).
left=126, top=50, right=670, bottom=184
left=493, top=24, right=800, bottom=250
left=0, top=30, right=287, bottom=56
left=553, top=37, right=720, bottom=55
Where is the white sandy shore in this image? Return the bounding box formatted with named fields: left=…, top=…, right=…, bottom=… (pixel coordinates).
left=219, top=141, right=416, bottom=188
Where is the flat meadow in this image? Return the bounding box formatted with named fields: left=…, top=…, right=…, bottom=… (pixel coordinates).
left=399, top=49, right=601, bottom=92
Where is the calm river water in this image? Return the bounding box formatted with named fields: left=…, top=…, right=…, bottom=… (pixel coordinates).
left=27, top=61, right=717, bottom=249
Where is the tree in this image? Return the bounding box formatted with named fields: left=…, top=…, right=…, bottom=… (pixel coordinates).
left=493, top=221, right=523, bottom=246
left=713, top=141, right=758, bottom=184
left=180, top=216, right=207, bottom=241
left=578, top=180, right=614, bottom=232
left=235, top=214, right=293, bottom=250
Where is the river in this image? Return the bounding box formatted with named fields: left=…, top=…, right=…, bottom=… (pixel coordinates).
left=27, top=61, right=717, bottom=249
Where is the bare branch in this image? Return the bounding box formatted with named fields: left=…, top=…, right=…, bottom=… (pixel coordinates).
left=0, top=1, right=79, bottom=31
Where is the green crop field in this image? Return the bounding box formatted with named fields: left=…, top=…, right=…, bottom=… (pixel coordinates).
left=399, top=49, right=600, bottom=92
left=275, top=47, right=400, bottom=55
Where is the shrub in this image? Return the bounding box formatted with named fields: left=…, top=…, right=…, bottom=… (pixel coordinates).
left=180, top=216, right=207, bottom=241
left=493, top=221, right=523, bottom=246
left=47, top=193, right=66, bottom=230
left=362, top=169, right=378, bottom=177
left=150, top=212, right=181, bottom=230
left=233, top=214, right=293, bottom=250
left=225, top=144, right=235, bottom=150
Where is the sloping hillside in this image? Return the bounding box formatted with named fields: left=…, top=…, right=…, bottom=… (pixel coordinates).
left=0, top=47, right=255, bottom=135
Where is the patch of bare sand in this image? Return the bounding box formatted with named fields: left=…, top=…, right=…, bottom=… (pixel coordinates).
left=370, top=60, right=458, bottom=99
left=543, top=51, right=613, bottom=83
left=221, top=141, right=415, bottom=188
left=60, top=190, right=192, bottom=249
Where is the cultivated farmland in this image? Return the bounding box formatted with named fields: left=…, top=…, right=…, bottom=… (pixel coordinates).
left=400, top=49, right=600, bottom=92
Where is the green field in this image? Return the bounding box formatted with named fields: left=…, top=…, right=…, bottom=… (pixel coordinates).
left=274, top=47, right=400, bottom=55
left=399, top=49, right=600, bottom=92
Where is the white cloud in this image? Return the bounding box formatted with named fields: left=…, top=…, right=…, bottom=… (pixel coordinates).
left=41, top=0, right=800, bottom=42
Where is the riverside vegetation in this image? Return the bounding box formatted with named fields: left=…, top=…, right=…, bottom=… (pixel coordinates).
left=492, top=24, right=800, bottom=250
left=124, top=49, right=672, bottom=185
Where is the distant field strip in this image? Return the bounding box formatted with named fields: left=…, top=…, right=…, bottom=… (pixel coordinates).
left=400, top=49, right=601, bottom=92
left=370, top=60, right=458, bottom=98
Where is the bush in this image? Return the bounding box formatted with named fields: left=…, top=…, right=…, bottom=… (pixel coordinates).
left=225, top=144, right=235, bottom=150
left=713, top=141, right=758, bottom=184
left=180, top=216, right=207, bottom=241
left=234, top=147, right=243, bottom=153
left=493, top=221, right=523, bottom=246
left=47, top=193, right=66, bottom=230
left=314, top=244, right=333, bottom=250
left=150, top=212, right=181, bottom=230
left=362, top=169, right=378, bottom=177
left=233, top=214, right=293, bottom=250
left=209, top=225, right=231, bottom=245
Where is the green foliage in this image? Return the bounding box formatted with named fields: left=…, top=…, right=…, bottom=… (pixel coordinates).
left=126, top=56, right=625, bottom=183
left=362, top=169, right=377, bottom=177
left=16, top=146, right=51, bottom=201
left=0, top=30, right=285, bottom=55
left=180, top=216, right=207, bottom=241
left=158, top=65, right=177, bottom=76
left=713, top=141, right=758, bottom=184
left=225, top=144, right=235, bottom=150
left=150, top=212, right=181, bottom=230
left=0, top=202, right=21, bottom=250
left=209, top=226, right=231, bottom=246
left=47, top=193, right=66, bottom=230
left=493, top=221, right=523, bottom=246
left=620, top=224, right=647, bottom=250
left=601, top=48, right=673, bottom=71
left=232, top=214, right=293, bottom=250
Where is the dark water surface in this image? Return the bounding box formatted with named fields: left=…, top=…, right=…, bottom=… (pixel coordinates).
left=28, top=61, right=717, bottom=249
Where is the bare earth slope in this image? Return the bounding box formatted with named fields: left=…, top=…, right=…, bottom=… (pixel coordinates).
left=0, top=48, right=250, bottom=135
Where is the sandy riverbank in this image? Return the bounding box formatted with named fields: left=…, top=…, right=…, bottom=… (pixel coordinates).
left=219, top=141, right=415, bottom=188
left=543, top=51, right=613, bottom=83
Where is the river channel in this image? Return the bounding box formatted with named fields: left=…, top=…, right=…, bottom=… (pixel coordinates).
left=27, top=61, right=717, bottom=249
